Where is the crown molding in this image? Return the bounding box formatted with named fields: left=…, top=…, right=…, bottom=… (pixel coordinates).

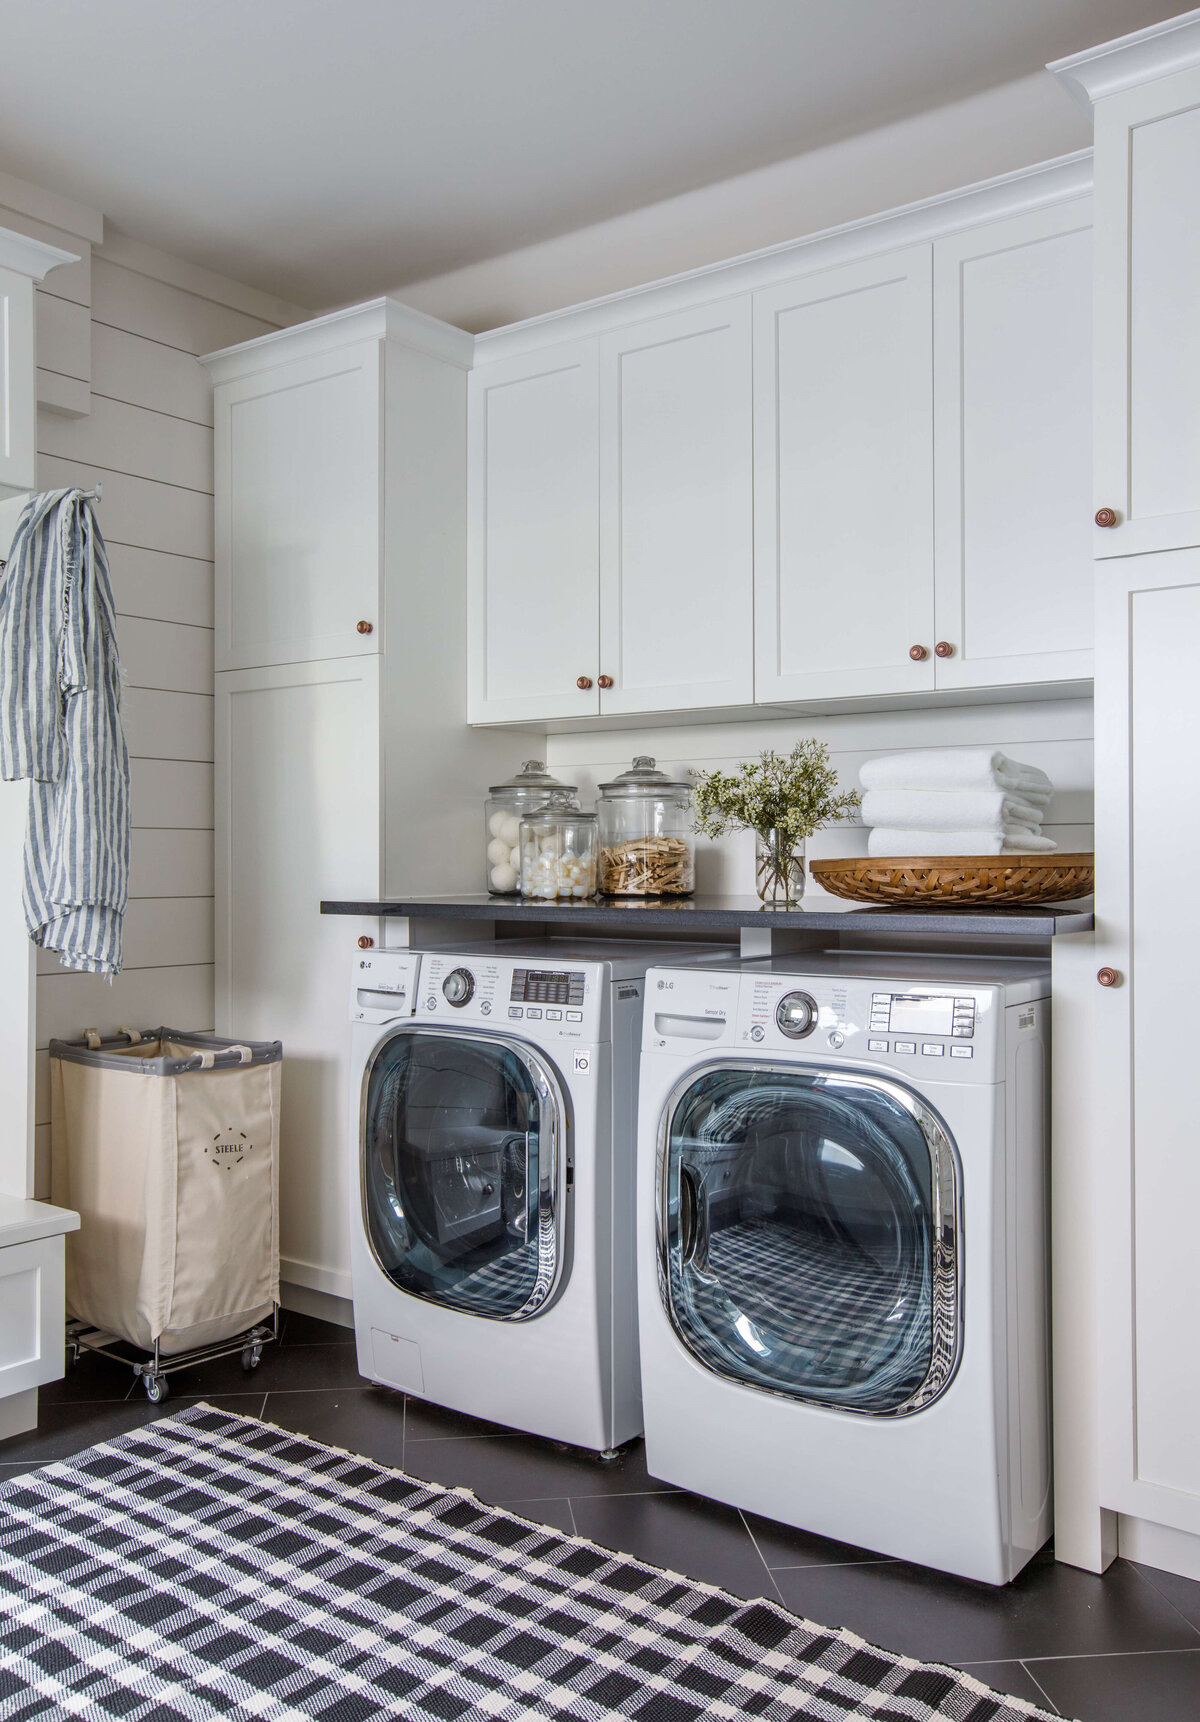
left=0, top=224, right=80, bottom=282
left=1049, top=8, right=1200, bottom=109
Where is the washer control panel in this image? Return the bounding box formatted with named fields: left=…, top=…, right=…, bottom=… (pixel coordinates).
left=418, top=952, right=600, bottom=1043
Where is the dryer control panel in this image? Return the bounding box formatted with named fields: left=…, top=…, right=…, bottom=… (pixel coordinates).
left=645, top=967, right=1012, bottom=1083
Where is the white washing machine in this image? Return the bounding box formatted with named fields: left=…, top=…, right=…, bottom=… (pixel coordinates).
left=348, top=938, right=727, bottom=1454
left=636, top=951, right=1052, bottom=1584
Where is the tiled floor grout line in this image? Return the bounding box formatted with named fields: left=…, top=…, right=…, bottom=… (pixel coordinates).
left=1017, top=1659, right=1063, bottom=1716
left=1126, top=1564, right=1200, bottom=1640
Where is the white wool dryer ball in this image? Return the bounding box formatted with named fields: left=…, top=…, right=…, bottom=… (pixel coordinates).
left=490, top=862, right=518, bottom=892
left=486, top=837, right=510, bottom=865
left=500, top=814, right=522, bottom=846
left=488, top=811, right=509, bottom=838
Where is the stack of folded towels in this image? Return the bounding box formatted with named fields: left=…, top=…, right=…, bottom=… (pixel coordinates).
left=859, top=747, right=1057, bottom=857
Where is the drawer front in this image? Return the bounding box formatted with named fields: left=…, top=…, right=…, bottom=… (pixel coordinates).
left=0, top=1234, right=65, bottom=1396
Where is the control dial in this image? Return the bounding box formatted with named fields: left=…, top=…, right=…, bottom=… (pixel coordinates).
left=776, top=991, right=817, bottom=1039
left=442, top=967, right=475, bottom=1007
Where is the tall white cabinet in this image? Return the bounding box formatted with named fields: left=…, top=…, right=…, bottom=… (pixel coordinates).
left=204, top=302, right=539, bottom=1304
left=0, top=226, right=82, bottom=1443
left=1053, top=11, right=1200, bottom=1565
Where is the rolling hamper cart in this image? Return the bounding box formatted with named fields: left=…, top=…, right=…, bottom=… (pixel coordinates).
left=49, top=1027, right=282, bottom=1401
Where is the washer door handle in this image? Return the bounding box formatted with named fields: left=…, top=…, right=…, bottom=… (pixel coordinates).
left=679, top=1166, right=704, bottom=1267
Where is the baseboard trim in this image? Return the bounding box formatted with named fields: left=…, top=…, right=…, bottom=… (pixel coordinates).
left=279, top=1256, right=352, bottom=1301
left=1118, top=1513, right=1200, bottom=1582
left=279, top=1280, right=354, bottom=1332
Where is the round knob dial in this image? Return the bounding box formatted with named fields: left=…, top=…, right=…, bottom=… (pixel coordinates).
left=577, top=675, right=593, bottom=690
left=909, top=644, right=929, bottom=662
left=356, top=619, right=374, bottom=634
left=776, top=991, right=818, bottom=1039
left=1097, top=967, right=1121, bottom=988
left=598, top=674, right=614, bottom=689
left=442, top=967, right=475, bottom=1007
left=1095, top=507, right=1118, bottom=529
left=357, top=935, right=374, bottom=950
left=935, top=641, right=954, bottom=658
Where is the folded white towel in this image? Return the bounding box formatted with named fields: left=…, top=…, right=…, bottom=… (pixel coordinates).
left=867, top=827, right=1059, bottom=857
left=859, top=748, right=1053, bottom=797
left=860, top=788, right=1049, bottom=832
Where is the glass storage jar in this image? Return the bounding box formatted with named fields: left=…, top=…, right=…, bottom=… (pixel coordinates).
left=519, top=810, right=599, bottom=900
left=485, top=760, right=578, bottom=895
left=596, top=757, right=695, bottom=895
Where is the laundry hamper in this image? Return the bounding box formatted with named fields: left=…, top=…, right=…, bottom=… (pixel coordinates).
left=49, top=1027, right=282, bottom=1400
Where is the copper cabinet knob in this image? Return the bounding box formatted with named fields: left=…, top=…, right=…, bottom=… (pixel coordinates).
left=358, top=935, right=374, bottom=949
left=356, top=620, right=374, bottom=634
left=1097, top=967, right=1121, bottom=987
left=1095, top=507, right=1118, bottom=529
left=576, top=675, right=593, bottom=690
left=935, top=641, right=954, bottom=658
left=909, top=644, right=929, bottom=661
left=597, top=674, right=614, bottom=689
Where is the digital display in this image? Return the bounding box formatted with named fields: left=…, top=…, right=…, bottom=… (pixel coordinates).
left=888, top=995, right=955, bottom=1037
left=510, top=968, right=586, bottom=1006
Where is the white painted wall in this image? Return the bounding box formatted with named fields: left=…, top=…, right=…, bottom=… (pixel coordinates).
left=28, top=234, right=303, bottom=1198
left=396, top=73, right=1091, bottom=333
left=546, top=699, right=1094, bottom=898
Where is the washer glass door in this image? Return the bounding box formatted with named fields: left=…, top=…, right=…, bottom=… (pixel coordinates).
left=363, top=1029, right=565, bottom=1320
left=659, top=1064, right=959, bottom=1414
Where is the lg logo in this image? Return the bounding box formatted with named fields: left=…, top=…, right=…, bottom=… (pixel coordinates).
left=656, top=979, right=675, bottom=991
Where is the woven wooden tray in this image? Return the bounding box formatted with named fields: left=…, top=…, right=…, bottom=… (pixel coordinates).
left=810, top=853, right=1095, bottom=907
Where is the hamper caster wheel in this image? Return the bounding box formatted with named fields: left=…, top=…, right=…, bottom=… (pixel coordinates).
left=241, top=1345, right=262, bottom=1372
left=144, top=1374, right=169, bottom=1404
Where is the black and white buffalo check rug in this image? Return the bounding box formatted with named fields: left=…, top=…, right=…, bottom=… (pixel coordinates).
left=0, top=1403, right=1064, bottom=1721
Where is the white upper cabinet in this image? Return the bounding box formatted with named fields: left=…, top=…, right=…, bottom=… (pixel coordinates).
left=468, top=341, right=600, bottom=723
left=213, top=337, right=383, bottom=670
left=932, top=199, right=1094, bottom=688
left=0, top=265, right=35, bottom=497
left=1055, top=39, right=1200, bottom=558
left=753, top=247, right=935, bottom=704
left=598, top=300, right=753, bottom=715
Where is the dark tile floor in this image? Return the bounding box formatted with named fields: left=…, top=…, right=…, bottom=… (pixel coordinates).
left=3, top=1310, right=1199, bottom=1722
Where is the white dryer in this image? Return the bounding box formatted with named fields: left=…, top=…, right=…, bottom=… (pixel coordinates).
left=348, top=938, right=725, bottom=1454
left=636, top=952, right=1052, bottom=1584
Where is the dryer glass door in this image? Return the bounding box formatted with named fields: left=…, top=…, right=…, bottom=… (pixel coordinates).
left=363, top=1029, right=566, bottom=1320
left=659, top=1065, right=960, bottom=1415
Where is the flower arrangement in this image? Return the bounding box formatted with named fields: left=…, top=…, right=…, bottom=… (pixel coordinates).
left=692, top=740, right=860, bottom=905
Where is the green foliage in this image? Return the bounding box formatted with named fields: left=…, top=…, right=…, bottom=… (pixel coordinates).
left=691, top=740, right=860, bottom=846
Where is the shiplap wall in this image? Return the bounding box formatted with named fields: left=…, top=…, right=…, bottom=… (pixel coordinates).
left=30, top=251, right=289, bottom=1196
left=545, top=696, right=1094, bottom=897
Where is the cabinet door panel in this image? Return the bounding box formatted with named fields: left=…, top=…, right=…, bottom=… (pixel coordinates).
left=1095, top=550, right=1200, bottom=1533
left=215, top=340, right=382, bottom=670
left=754, top=248, right=935, bottom=703
left=216, top=657, right=379, bottom=1294
left=0, top=265, right=35, bottom=495
left=1094, top=71, right=1200, bottom=556
left=933, top=201, right=1093, bottom=689
left=468, top=343, right=599, bottom=723
left=598, top=300, right=753, bottom=714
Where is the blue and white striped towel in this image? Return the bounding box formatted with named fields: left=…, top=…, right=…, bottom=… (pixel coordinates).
left=0, top=488, right=130, bottom=975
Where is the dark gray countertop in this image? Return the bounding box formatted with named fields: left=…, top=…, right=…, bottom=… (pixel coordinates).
left=320, top=892, right=1094, bottom=938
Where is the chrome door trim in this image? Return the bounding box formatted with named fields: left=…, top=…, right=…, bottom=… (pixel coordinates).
left=360, top=1023, right=571, bottom=1322
left=655, top=1056, right=963, bottom=1417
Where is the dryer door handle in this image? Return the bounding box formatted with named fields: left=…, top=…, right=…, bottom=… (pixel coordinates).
left=679, top=1166, right=701, bottom=1267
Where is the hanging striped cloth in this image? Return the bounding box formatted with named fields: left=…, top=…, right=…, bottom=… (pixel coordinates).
left=0, top=488, right=130, bottom=975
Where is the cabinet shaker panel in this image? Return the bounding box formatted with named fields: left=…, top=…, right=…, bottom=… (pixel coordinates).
left=754, top=247, right=935, bottom=704
left=933, top=200, right=1093, bottom=689
left=598, top=299, right=753, bottom=714
left=468, top=343, right=600, bottom=723
left=215, top=339, right=382, bottom=670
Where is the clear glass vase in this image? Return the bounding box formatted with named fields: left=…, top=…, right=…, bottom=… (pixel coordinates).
left=755, top=829, right=806, bottom=907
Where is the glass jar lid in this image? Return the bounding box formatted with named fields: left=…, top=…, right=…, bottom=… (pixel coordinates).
left=489, top=758, right=577, bottom=796
left=522, top=807, right=597, bottom=829
left=597, top=756, right=691, bottom=798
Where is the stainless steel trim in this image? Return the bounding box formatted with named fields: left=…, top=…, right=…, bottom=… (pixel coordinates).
left=654, top=1055, right=962, bottom=1418
left=359, top=1023, right=571, bottom=1322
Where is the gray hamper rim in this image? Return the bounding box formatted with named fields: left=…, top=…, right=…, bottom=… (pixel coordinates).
left=49, top=1027, right=283, bottom=1076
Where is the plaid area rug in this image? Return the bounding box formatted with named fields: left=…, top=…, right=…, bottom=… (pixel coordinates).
left=0, top=1404, right=1061, bottom=1721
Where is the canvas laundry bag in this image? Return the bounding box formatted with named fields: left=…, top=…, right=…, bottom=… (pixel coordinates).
left=50, top=1027, right=282, bottom=1355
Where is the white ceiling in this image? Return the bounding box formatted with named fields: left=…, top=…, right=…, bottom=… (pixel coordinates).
left=0, top=0, right=1181, bottom=307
